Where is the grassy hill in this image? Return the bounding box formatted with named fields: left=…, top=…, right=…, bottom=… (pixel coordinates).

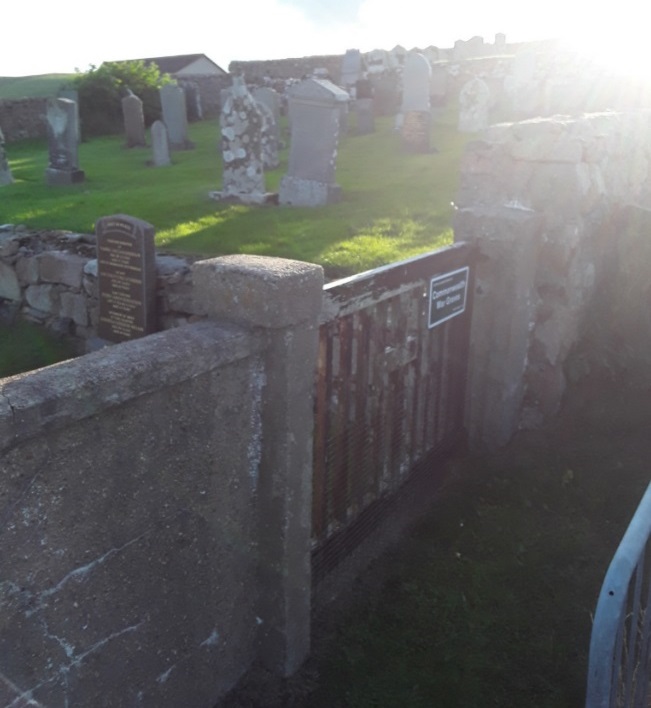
left=0, top=74, right=76, bottom=99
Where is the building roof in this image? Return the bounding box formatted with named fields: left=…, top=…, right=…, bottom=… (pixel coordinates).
left=124, top=54, right=228, bottom=76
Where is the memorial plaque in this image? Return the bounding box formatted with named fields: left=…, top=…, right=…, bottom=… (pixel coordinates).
left=96, top=214, right=156, bottom=342
left=402, top=110, right=430, bottom=153
left=428, top=266, right=469, bottom=329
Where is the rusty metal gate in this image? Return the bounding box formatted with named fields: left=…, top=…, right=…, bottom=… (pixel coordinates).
left=312, top=242, right=475, bottom=583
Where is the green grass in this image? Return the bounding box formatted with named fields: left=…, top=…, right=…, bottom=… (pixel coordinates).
left=0, top=74, right=75, bottom=99
left=292, top=379, right=651, bottom=708
left=0, top=321, right=76, bottom=378
left=2, top=108, right=470, bottom=278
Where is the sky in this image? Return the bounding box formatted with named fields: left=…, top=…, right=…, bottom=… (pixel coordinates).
left=2, top=0, right=648, bottom=77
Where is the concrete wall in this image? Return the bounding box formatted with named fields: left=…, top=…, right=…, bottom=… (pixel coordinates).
left=0, top=254, right=323, bottom=707
left=0, top=98, right=48, bottom=143
left=454, top=111, right=651, bottom=447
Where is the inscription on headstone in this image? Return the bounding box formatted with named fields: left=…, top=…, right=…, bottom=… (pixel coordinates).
left=96, top=214, right=156, bottom=342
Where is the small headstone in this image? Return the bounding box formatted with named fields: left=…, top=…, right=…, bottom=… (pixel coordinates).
left=45, top=98, right=85, bottom=185
left=122, top=91, right=146, bottom=148
left=150, top=120, right=171, bottom=167
left=279, top=79, right=347, bottom=207
left=430, top=66, right=448, bottom=107
left=96, top=214, right=157, bottom=343
left=0, top=126, right=13, bottom=186
left=341, top=49, right=363, bottom=91
left=160, top=83, right=193, bottom=150
left=355, top=98, right=375, bottom=135
left=211, top=76, right=275, bottom=204
left=458, top=77, right=491, bottom=132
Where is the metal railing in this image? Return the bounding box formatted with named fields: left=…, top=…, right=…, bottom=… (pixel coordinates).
left=586, top=481, right=651, bottom=708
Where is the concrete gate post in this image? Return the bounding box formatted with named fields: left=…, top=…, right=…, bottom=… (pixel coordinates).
left=192, top=254, right=323, bottom=677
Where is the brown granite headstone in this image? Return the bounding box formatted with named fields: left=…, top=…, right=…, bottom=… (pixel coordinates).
left=96, top=214, right=156, bottom=342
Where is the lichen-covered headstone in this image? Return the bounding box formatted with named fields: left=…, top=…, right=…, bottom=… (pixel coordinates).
left=458, top=77, right=491, bottom=133
left=256, top=100, right=280, bottom=170
left=45, top=98, right=85, bottom=185
left=0, top=125, right=13, bottom=186
left=150, top=120, right=171, bottom=167
left=160, top=83, right=193, bottom=150
left=122, top=91, right=146, bottom=147
left=211, top=76, right=275, bottom=204
left=279, top=78, right=348, bottom=207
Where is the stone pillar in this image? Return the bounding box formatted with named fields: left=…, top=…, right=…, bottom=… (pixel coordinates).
left=454, top=205, right=543, bottom=449
left=191, top=254, right=324, bottom=677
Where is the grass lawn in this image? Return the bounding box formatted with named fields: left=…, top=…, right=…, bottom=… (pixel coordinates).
left=2, top=106, right=470, bottom=279
left=0, top=74, right=75, bottom=99
left=0, top=321, right=76, bottom=378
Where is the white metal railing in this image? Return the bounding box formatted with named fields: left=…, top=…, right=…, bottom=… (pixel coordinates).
left=586, top=481, right=651, bottom=707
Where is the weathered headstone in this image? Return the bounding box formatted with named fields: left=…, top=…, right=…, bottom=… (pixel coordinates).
left=58, top=88, right=81, bottom=142
left=45, top=98, right=85, bottom=185
left=96, top=214, right=157, bottom=342
left=160, top=83, right=193, bottom=150
left=371, top=72, right=400, bottom=116
left=355, top=82, right=375, bottom=135
left=0, top=126, right=13, bottom=186
left=458, top=77, right=491, bottom=132
left=257, top=100, right=280, bottom=170
left=279, top=79, right=347, bottom=207
left=253, top=87, right=281, bottom=125
left=341, top=49, right=363, bottom=91
left=430, top=66, right=448, bottom=106
left=401, top=53, right=431, bottom=152
left=122, top=91, right=146, bottom=148
left=211, top=76, right=274, bottom=204
left=150, top=120, right=171, bottom=167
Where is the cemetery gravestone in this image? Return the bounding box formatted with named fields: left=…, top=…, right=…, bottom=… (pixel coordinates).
left=280, top=78, right=347, bottom=207
left=160, top=83, right=193, bottom=150
left=45, top=98, right=85, bottom=185
left=96, top=214, right=157, bottom=343
left=212, top=76, right=274, bottom=204
left=430, top=66, right=448, bottom=106
left=341, top=49, right=363, bottom=92
left=371, top=72, right=400, bottom=116
left=253, top=87, right=281, bottom=125
left=355, top=80, right=375, bottom=135
left=150, top=120, right=171, bottom=167
left=58, top=88, right=81, bottom=142
left=458, top=77, right=491, bottom=132
left=0, top=126, right=12, bottom=186
left=256, top=100, right=280, bottom=170
left=401, top=53, right=432, bottom=153
left=122, top=91, right=146, bottom=148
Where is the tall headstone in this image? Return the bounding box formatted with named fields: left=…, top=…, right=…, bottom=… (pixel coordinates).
left=253, top=87, right=281, bottom=125
left=58, top=88, right=81, bottom=142
left=122, top=91, right=146, bottom=148
left=0, top=126, right=13, bottom=186
left=458, top=77, right=491, bottom=132
left=256, top=100, right=280, bottom=170
left=45, top=98, right=85, bottom=185
left=211, top=76, right=274, bottom=204
left=96, top=214, right=157, bottom=343
left=401, top=53, right=431, bottom=153
left=160, top=83, right=193, bottom=150
left=279, top=79, right=347, bottom=207
left=150, top=120, right=171, bottom=167
left=341, top=49, right=363, bottom=92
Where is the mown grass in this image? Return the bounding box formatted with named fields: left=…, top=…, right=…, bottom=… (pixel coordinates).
left=2, top=107, right=470, bottom=278
left=0, top=74, right=75, bottom=99
left=0, top=321, right=76, bottom=378
left=292, top=379, right=651, bottom=708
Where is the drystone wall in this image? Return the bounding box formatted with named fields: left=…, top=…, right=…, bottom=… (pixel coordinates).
left=0, top=226, right=196, bottom=352
left=0, top=98, right=48, bottom=143
left=229, top=55, right=343, bottom=82
left=454, top=111, right=651, bottom=448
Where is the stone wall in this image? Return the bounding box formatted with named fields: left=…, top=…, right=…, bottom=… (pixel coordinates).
left=0, top=226, right=197, bottom=352
left=229, top=55, right=343, bottom=82
left=0, top=254, right=323, bottom=707
left=454, top=111, right=651, bottom=447
left=0, top=97, right=48, bottom=143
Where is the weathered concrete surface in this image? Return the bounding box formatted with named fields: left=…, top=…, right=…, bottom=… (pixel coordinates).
left=0, top=321, right=265, bottom=708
